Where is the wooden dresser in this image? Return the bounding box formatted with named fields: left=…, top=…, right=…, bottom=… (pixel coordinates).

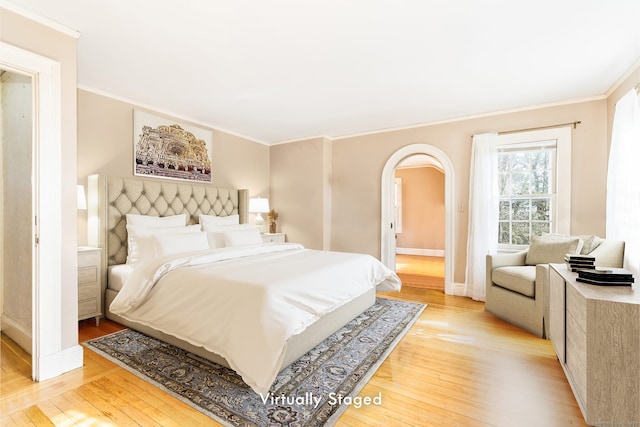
left=549, top=263, right=640, bottom=426
left=78, top=246, right=102, bottom=325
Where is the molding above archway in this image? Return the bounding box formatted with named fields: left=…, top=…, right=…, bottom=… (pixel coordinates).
left=381, top=143, right=456, bottom=295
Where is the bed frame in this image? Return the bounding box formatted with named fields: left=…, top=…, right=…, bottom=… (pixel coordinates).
left=87, top=174, right=375, bottom=370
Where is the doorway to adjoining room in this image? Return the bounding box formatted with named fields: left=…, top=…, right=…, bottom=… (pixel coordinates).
left=394, top=154, right=445, bottom=290
left=381, top=143, right=455, bottom=295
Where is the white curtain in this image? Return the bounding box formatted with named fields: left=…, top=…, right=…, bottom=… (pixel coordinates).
left=606, top=88, right=640, bottom=276
left=464, top=133, right=499, bottom=301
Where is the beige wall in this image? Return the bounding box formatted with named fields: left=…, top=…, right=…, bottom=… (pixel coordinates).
left=395, top=166, right=445, bottom=251
left=1, top=7, right=79, bottom=349
left=269, top=137, right=331, bottom=249
left=273, top=99, right=609, bottom=284
left=76, top=89, right=271, bottom=244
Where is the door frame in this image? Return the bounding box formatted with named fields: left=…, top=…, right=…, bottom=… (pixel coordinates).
left=381, top=143, right=456, bottom=295
left=1, top=42, right=64, bottom=381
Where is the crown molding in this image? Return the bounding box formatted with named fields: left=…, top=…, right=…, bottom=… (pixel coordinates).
left=77, top=84, right=269, bottom=146
left=0, top=1, right=81, bottom=39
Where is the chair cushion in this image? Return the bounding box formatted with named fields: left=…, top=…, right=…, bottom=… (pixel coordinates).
left=525, top=235, right=581, bottom=265
left=492, top=266, right=536, bottom=297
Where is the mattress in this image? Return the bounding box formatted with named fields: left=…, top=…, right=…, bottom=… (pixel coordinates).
left=107, top=264, right=134, bottom=291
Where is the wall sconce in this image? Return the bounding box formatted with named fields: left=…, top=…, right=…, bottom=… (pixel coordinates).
left=249, top=197, right=270, bottom=233
left=77, top=185, right=87, bottom=210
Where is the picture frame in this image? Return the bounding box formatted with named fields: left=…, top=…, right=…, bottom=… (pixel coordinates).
left=133, top=109, right=213, bottom=182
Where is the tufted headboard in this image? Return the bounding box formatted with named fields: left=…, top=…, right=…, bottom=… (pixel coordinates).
left=87, top=174, right=249, bottom=286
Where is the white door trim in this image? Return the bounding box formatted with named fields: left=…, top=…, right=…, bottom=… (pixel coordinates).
left=381, top=143, right=456, bottom=295
left=0, top=42, right=68, bottom=381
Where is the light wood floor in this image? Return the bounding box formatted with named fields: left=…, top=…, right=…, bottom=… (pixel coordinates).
left=396, top=254, right=445, bottom=290
left=1, top=287, right=587, bottom=427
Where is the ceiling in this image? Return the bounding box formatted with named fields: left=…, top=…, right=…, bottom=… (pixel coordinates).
left=6, top=0, right=640, bottom=144
left=398, top=154, right=442, bottom=170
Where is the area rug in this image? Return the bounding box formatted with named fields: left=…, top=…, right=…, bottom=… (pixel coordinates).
left=84, top=297, right=425, bottom=427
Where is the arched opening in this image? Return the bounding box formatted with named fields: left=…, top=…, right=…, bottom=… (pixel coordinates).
left=381, top=144, right=455, bottom=295
left=395, top=154, right=445, bottom=290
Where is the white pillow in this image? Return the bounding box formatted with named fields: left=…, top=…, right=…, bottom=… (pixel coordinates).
left=126, top=213, right=187, bottom=227
left=126, top=224, right=201, bottom=266
left=199, top=214, right=240, bottom=230
left=224, top=227, right=263, bottom=247
left=205, top=223, right=255, bottom=248
left=525, top=235, right=581, bottom=265
left=153, top=231, right=209, bottom=258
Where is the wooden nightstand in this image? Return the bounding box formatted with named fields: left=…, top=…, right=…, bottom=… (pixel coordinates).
left=78, top=246, right=102, bottom=325
left=261, top=233, right=286, bottom=243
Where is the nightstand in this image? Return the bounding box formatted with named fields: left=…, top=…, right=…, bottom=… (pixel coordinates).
left=261, top=233, right=286, bottom=243
left=78, top=246, right=102, bottom=325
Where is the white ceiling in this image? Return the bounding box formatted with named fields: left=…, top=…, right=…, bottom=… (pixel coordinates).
left=6, top=0, right=640, bottom=144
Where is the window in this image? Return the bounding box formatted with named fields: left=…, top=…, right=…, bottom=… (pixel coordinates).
left=394, top=177, right=403, bottom=233
left=497, top=127, right=571, bottom=250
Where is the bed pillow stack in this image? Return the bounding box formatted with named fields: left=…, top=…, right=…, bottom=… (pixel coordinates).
left=125, top=213, right=266, bottom=267
left=199, top=214, right=262, bottom=247
left=125, top=213, right=205, bottom=266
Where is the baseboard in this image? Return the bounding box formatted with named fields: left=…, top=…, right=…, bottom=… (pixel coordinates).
left=396, top=248, right=445, bottom=257
left=62, top=345, right=84, bottom=374
left=452, top=282, right=466, bottom=296
left=37, top=344, right=84, bottom=382
left=1, top=314, right=32, bottom=354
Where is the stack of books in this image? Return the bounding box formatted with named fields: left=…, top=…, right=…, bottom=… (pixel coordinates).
left=565, top=254, right=596, bottom=272
left=576, top=268, right=635, bottom=286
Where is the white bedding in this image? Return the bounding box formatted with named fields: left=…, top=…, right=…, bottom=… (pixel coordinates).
left=107, top=264, right=134, bottom=291
left=109, top=243, right=401, bottom=395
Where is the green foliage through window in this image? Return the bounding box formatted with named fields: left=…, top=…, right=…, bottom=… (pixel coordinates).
left=498, top=148, right=554, bottom=246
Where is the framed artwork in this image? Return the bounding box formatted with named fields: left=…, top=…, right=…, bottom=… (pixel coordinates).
left=133, top=109, right=213, bottom=182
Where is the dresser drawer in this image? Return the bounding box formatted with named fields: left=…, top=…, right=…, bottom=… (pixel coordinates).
left=78, top=281, right=99, bottom=300
left=78, top=266, right=98, bottom=284
left=566, top=282, right=586, bottom=328
left=566, top=310, right=587, bottom=405
left=78, top=251, right=100, bottom=268
left=78, top=298, right=98, bottom=318
left=261, top=233, right=285, bottom=243
left=566, top=311, right=587, bottom=365
left=566, top=342, right=587, bottom=411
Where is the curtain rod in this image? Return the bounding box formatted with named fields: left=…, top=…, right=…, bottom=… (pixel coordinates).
left=471, top=121, right=581, bottom=139
left=497, top=121, right=581, bottom=136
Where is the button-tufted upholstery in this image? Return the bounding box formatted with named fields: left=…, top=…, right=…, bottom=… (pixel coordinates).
left=88, top=175, right=248, bottom=266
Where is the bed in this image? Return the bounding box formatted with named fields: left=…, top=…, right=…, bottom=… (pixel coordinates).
left=87, top=175, right=401, bottom=395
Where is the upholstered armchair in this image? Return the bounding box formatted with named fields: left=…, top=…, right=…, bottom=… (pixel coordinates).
left=485, top=235, right=625, bottom=338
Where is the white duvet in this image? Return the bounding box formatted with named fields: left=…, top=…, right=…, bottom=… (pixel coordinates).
left=110, top=243, right=401, bottom=395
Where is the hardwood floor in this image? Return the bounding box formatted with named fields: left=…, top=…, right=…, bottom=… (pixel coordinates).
left=396, top=255, right=445, bottom=290
left=1, top=287, right=587, bottom=427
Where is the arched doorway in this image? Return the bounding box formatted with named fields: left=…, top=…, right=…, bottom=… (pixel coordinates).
left=381, top=144, right=455, bottom=295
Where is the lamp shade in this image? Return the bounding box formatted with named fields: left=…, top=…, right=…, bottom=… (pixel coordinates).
left=249, top=197, right=270, bottom=213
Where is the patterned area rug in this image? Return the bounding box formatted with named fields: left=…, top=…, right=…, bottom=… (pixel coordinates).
left=84, top=297, right=425, bottom=426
